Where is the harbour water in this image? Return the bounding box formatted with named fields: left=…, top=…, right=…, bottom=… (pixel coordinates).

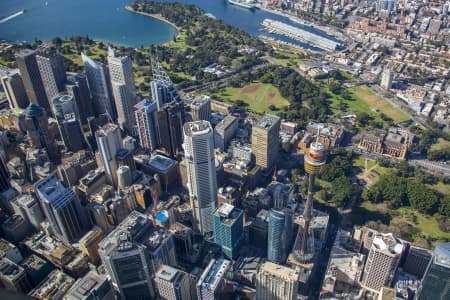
left=0, top=0, right=339, bottom=49
left=0, top=0, right=178, bottom=47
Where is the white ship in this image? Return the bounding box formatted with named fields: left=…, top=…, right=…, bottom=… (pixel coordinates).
left=261, top=18, right=343, bottom=51
left=0, top=9, right=26, bottom=24
left=227, top=0, right=257, bottom=10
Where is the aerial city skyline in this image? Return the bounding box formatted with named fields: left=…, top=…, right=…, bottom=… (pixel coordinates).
left=0, top=0, right=449, bottom=300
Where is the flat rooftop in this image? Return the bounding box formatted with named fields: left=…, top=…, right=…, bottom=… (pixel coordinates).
left=191, top=95, right=210, bottom=107
left=99, top=211, right=172, bottom=254
left=215, top=203, right=242, bottom=226
left=184, top=121, right=212, bottom=136
left=259, top=261, right=299, bottom=281
left=65, top=271, right=108, bottom=300
left=199, top=259, right=230, bottom=290
left=95, top=123, right=119, bottom=137
left=155, top=265, right=179, bottom=282
left=215, top=115, right=237, bottom=131
left=147, top=154, right=176, bottom=172
left=254, top=114, right=280, bottom=130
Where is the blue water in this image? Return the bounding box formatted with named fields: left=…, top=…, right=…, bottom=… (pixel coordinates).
left=0, top=0, right=178, bottom=46
left=0, top=0, right=338, bottom=49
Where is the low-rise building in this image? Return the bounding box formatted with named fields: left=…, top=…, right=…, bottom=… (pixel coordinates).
left=358, top=127, right=412, bottom=160
left=29, top=269, right=75, bottom=300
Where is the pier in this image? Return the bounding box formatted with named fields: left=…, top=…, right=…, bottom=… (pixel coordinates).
left=261, top=18, right=343, bottom=52
left=0, top=10, right=25, bottom=24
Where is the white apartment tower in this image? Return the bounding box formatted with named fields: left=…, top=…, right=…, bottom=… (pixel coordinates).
left=95, top=123, right=123, bottom=188
left=256, top=261, right=300, bottom=300
left=361, top=233, right=403, bottom=293
left=380, top=68, right=393, bottom=90
left=108, top=48, right=137, bottom=134
left=155, top=265, right=196, bottom=300
left=183, top=121, right=218, bottom=236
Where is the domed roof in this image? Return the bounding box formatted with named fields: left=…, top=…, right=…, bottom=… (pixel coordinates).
left=26, top=103, right=45, bottom=118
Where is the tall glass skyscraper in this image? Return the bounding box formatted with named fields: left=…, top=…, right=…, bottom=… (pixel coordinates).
left=183, top=121, right=217, bottom=236
left=35, top=174, right=83, bottom=243
left=95, top=123, right=123, bottom=188
left=213, top=203, right=244, bottom=259
left=108, top=48, right=137, bottom=134
left=134, top=98, right=158, bottom=151
left=52, top=93, right=85, bottom=152
left=418, top=242, right=450, bottom=300
left=82, top=53, right=115, bottom=120
left=267, top=208, right=293, bottom=264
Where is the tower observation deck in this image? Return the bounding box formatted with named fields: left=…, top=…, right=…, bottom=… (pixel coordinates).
left=292, top=141, right=326, bottom=264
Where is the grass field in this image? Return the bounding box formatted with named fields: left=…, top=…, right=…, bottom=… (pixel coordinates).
left=349, top=85, right=409, bottom=123
left=432, top=181, right=450, bottom=196
left=218, top=82, right=289, bottom=113
left=324, top=83, right=409, bottom=125
left=353, top=201, right=450, bottom=247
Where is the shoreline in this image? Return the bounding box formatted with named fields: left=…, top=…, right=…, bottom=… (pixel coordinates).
left=257, top=5, right=344, bottom=40
left=125, top=5, right=180, bottom=37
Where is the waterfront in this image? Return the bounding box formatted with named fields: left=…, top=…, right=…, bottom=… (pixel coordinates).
left=0, top=0, right=340, bottom=49
left=0, top=0, right=178, bottom=47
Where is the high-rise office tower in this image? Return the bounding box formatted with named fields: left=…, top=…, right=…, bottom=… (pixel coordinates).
left=157, top=101, right=185, bottom=157
left=0, top=156, right=10, bottom=193
left=256, top=261, right=300, bottom=300
left=155, top=265, right=197, bottom=300
left=64, top=270, right=115, bottom=300
left=0, top=257, right=32, bottom=294
left=66, top=74, right=94, bottom=125
left=134, top=98, right=158, bottom=151
left=52, top=93, right=85, bottom=152
left=11, top=193, right=44, bottom=231
left=35, top=45, right=66, bottom=103
left=117, top=165, right=132, bottom=189
left=108, top=48, right=137, bottom=134
left=183, top=121, right=218, bottom=236
left=213, top=203, right=244, bottom=259
left=190, top=95, right=211, bottom=121
left=35, top=174, right=84, bottom=243
left=15, top=49, right=49, bottom=112
left=24, top=103, right=59, bottom=161
left=417, top=242, right=450, bottom=300
left=196, top=259, right=231, bottom=300
left=99, top=211, right=177, bottom=300
left=214, top=115, right=238, bottom=152
left=82, top=53, right=115, bottom=120
left=1, top=70, right=29, bottom=109
left=251, top=114, right=280, bottom=170
left=151, top=81, right=170, bottom=110
left=95, top=123, right=122, bottom=188
left=380, top=68, right=394, bottom=90
left=268, top=208, right=293, bottom=264
left=292, top=141, right=326, bottom=264
left=150, top=81, right=180, bottom=110
left=150, top=55, right=180, bottom=105
left=361, top=233, right=403, bottom=293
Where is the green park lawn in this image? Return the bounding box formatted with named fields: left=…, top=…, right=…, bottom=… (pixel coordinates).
left=349, top=85, right=409, bottom=123
left=218, top=82, right=289, bottom=113
left=325, top=84, right=409, bottom=125
left=353, top=201, right=450, bottom=247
